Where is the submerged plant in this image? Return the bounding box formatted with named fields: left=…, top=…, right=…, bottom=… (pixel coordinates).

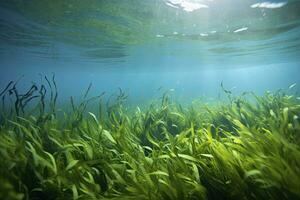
left=0, top=79, right=299, bottom=200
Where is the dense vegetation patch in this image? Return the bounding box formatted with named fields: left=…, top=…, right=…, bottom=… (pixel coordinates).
left=0, top=77, right=299, bottom=200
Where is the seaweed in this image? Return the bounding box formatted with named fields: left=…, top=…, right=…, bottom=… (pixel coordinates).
left=0, top=79, right=300, bottom=200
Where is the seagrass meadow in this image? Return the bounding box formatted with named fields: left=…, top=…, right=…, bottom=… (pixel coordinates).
left=0, top=77, right=300, bottom=200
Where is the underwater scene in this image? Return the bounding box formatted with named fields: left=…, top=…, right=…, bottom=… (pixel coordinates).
left=1, top=0, right=300, bottom=199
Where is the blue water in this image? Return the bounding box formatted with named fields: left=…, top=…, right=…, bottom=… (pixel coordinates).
left=1, top=0, right=300, bottom=105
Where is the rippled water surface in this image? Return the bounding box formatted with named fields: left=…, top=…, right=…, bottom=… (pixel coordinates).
left=1, top=0, right=300, bottom=64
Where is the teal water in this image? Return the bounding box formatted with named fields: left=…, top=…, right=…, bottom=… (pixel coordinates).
left=1, top=0, right=300, bottom=103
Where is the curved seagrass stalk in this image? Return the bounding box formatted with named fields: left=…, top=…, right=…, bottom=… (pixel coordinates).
left=0, top=94, right=5, bottom=121
left=38, top=84, right=47, bottom=116
left=84, top=82, right=93, bottom=99
left=106, top=87, right=128, bottom=116
left=0, top=81, right=14, bottom=97
left=9, top=84, right=21, bottom=116
left=107, top=88, right=127, bottom=108
left=20, top=93, right=40, bottom=114
left=116, top=87, right=128, bottom=103
left=19, top=84, right=39, bottom=114
left=52, top=74, right=58, bottom=113
left=44, top=76, right=53, bottom=111
left=221, top=81, right=233, bottom=104
left=105, top=88, right=128, bottom=128
left=44, top=73, right=58, bottom=115
left=161, top=91, right=170, bottom=108
left=69, top=83, right=105, bottom=129
left=0, top=81, right=14, bottom=122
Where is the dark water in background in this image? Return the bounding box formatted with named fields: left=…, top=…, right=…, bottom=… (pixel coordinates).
left=1, top=0, right=300, bottom=105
